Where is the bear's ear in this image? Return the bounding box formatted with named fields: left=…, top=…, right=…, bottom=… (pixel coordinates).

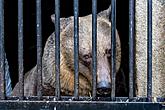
left=51, top=14, right=72, bottom=24
left=97, top=5, right=111, bottom=19
left=51, top=14, right=55, bottom=23
left=51, top=14, right=73, bottom=32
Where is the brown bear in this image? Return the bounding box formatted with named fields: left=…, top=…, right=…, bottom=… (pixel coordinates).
left=12, top=7, right=121, bottom=96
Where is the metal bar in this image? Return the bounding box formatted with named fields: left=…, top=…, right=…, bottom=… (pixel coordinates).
left=0, top=0, right=5, bottom=99
left=36, top=0, right=42, bottom=97
left=55, top=0, right=61, bottom=100
left=111, top=0, right=116, bottom=99
left=5, top=96, right=165, bottom=102
left=0, top=101, right=162, bottom=110
left=92, top=0, right=97, bottom=99
left=147, top=0, right=152, bottom=102
left=18, top=0, right=24, bottom=99
left=73, top=0, right=79, bottom=99
left=129, top=0, right=135, bottom=99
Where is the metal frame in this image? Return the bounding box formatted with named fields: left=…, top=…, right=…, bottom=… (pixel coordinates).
left=0, top=0, right=164, bottom=109
left=0, top=101, right=163, bottom=110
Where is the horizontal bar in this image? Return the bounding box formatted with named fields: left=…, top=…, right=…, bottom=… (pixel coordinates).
left=73, top=0, right=79, bottom=99
left=5, top=96, right=165, bottom=102
left=111, top=0, right=116, bottom=99
left=18, top=0, right=24, bottom=100
left=0, top=0, right=5, bottom=100
left=55, top=0, right=61, bottom=100
left=92, top=0, right=97, bottom=99
left=0, top=101, right=162, bottom=110
left=129, top=0, right=135, bottom=99
left=36, top=0, right=42, bottom=97
left=147, top=0, right=152, bottom=102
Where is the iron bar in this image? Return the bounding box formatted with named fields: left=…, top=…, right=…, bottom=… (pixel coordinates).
left=4, top=96, right=165, bottom=102
left=36, top=0, right=42, bottom=97
left=92, top=0, right=97, bottom=99
left=129, top=0, right=135, bottom=99
left=0, top=0, right=5, bottom=99
left=0, top=101, right=162, bottom=110
left=147, top=0, right=152, bottom=102
left=111, top=0, right=116, bottom=100
left=18, top=0, right=24, bottom=100
left=55, top=0, right=61, bottom=100
left=73, top=0, right=79, bottom=99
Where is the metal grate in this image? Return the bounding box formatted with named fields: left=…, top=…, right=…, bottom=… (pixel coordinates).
left=0, top=0, right=164, bottom=109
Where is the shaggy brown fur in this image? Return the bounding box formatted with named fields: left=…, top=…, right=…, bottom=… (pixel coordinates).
left=12, top=7, right=121, bottom=96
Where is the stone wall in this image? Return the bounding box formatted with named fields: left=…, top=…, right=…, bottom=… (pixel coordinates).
left=135, top=0, right=165, bottom=97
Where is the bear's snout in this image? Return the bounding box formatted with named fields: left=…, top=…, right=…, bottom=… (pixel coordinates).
left=96, top=57, right=111, bottom=96
left=97, top=81, right=111, bottom=95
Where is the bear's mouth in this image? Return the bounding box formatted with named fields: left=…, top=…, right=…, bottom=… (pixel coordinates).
left=96, top=87, right=111, bottom=97
left=96, top=90, right=111, bottom=97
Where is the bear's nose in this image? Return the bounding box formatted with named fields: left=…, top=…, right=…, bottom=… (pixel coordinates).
left=97, top=81, right=111, bottom=95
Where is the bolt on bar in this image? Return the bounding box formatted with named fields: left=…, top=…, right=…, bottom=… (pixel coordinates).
left=147, top=0, right=152, bottom=102
left=36, top=0, right=42, bottom=97
left=111, top=0, right=116, bottom=100
left=55, top=0, right=61, bottom=100
left=129, top=0, right=135, bottom=99
left=92, top=0, right=97, bottom=99
left=0, top=0, right=5, bottom=100
left=73, top=0, right=79, bottom=99
left=18, top=0, right=24, bottom=100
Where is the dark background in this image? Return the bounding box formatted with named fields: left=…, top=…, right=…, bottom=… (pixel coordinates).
left=4, top=0, right=129, bottom=96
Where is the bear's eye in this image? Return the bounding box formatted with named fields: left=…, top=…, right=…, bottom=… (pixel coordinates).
left=105, top=49, right=111, bottom=57
left=82, top=54, right=92, bottom=66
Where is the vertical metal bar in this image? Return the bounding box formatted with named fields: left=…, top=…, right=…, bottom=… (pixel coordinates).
left=111, top=0, right=116, bottom=100
left=147, top=0, right=152, bottom=102
left=73, top=0, right=79, bottom=99
left=18, top=0, right=24, bottom=99
left=36, top=0, right=42, bottom=97
left=0, top=0, right=5, bottom=99
left=55, top=0, right=61, bottom=100
left=129, top=0, right=135, bottom=99
left=92, top=0, right=97, bottom=99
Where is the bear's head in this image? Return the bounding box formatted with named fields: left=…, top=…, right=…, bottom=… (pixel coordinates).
left=59, top=16, right=121, bottom=96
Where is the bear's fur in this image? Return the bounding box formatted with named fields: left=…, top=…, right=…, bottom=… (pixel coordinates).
left=12, top=7, right=122, bottom=96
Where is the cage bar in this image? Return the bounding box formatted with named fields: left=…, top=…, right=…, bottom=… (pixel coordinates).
left=36, top=0, right=42, bottom=97
left=18, top=0, right=24, bottom=100
left=129, top=0, right=135, bottom=99
left=111, top=0, right=116, bottom=99
left=73, top=0, right=79, bottom=99
left=147, top=0, right=152, bottom=102
left=55, top=0, right=61, bottom=100
left=0, top=0, right=5, bottom=100
left=0, top=101, right=162, bottom=110
left=92, top=0, right=97, bottom=99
